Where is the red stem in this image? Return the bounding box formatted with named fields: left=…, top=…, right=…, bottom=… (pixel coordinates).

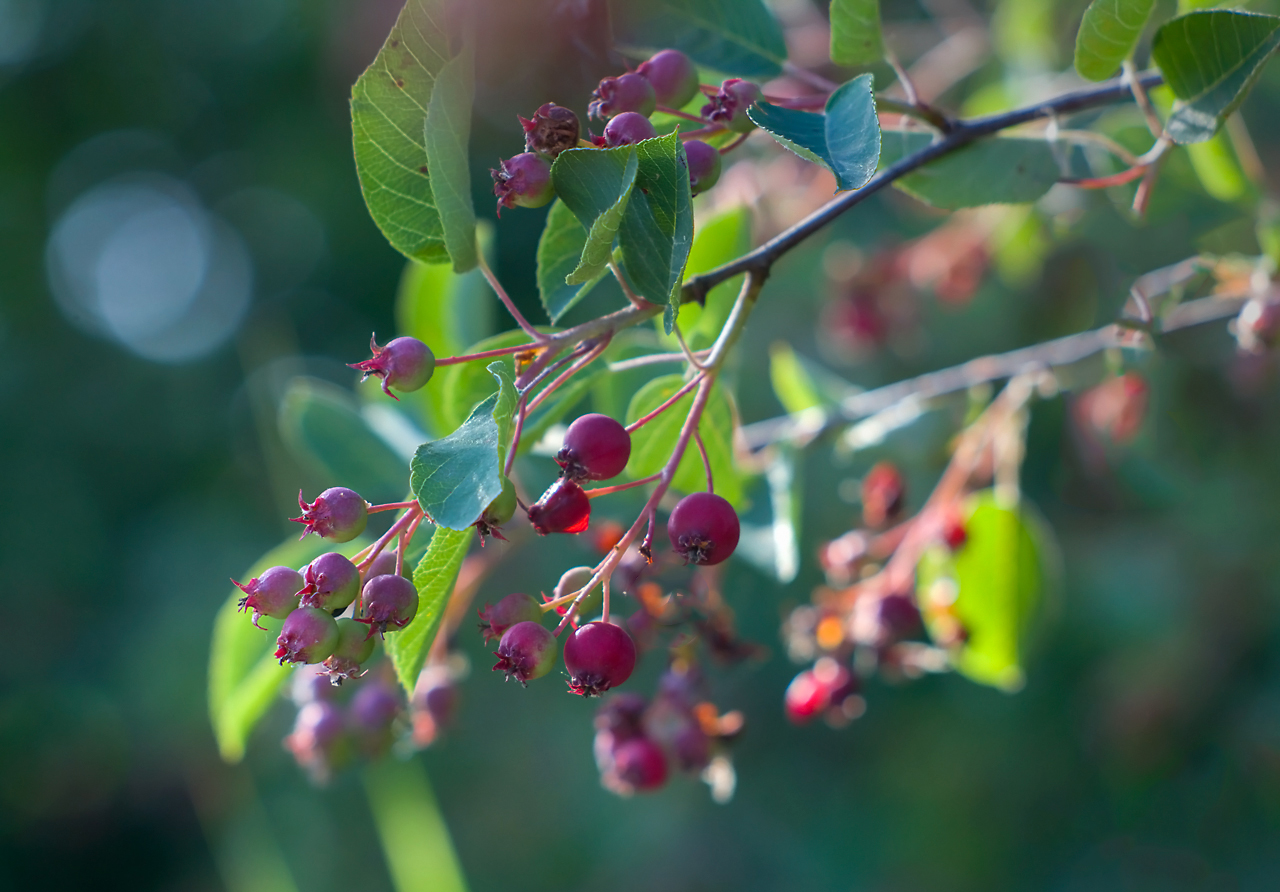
left=694, top=429, right=713, bottom=493
left=584, top=473, right=662, bottom=499
left=367, top=501, right=418, bottom=514
left=525, top=336, right=611, bottom=413
left=625, top=373, right=704, bottom=433
left=435, top=343, right=535, bottom=367
left=657, top=105, right=706, bottom=122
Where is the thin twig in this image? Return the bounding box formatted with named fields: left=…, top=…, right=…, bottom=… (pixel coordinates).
left=694, top=429, right=713, bottom=493
left=611, top=261, right=658, bottom=310
left=476, top=250, right=545, bottom=342
left=1123, top=60, right=1165, bottom=140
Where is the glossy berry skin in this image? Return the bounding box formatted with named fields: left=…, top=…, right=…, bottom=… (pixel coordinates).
left=861, top=461, right=904, bottom=528
left=234, top=565, right=304, bottom=629
left=603, top=112, right=658, bottom=147
left=589, top=73, right=656, bottom=119
left=684, top=139, right=722, bottom=195
left=637, top=49, right=699, bottom=108
left=556, top=413, right=631, bottom=481
left=474, top=476, right=516, bottom=544
left=520, top=102, right=580, bottom=158
left=275, top=606, right=341, bottom=665
left=321, top=618, right=376, bottom=683
left=358, top=574, right=419, bottom=637
left=564, top=621, right=636, bottom=697
left=611, top=737, right=668, bottom=791
left=492, top=621, right=557, bottom=685
left=363, top=549, right=412, bottom=583
left=491, top=153, right=554, bottom=215
left=527, top=478, right=591, bottom=535
left=298, top=552, right=360, bottom=612
left=292, top=487, right=368, bottom=543
left=349, top=335, right=435, bottom=398
left=702, top=78, right=760, bottom=133
left=477, top=592, right=543, bottom=643
left=667, top=492, right=740, bottom=566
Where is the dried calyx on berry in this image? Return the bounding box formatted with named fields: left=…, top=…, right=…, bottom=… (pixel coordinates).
left=492, top=621, right=557, bottom=685
left=589, top=73, right=656, bottom=119
left=234, top=565, right=304, bottom=629
left=321, top=617, right=376, bottom=683
left=527, top=477, right=591, bottom=535
left=357, top=573, right=419, bottom=637
left=477, top=592, right=542, bottom=643
left=349, top=335, right=435, bottom=399
left=520, top=102, right=580, bottom=158
left=292, top=487, right=368, bottom=543
left=298, top=552, right=360, bottom=612
left=276, top=606, right=341, bottom=665
left=637, top=49, right=699, bottom=109
left=491, top=152, right=554, bottom=215
left=564, top=621, right=636, bottom=697
left=556, top=413, right=631, bottom=481
left=667, top=492, right=740, bottom=566
left=702, top=78, right=760, bottom=133
left=684, top=139, right=721, bottom=195
left=473, top=476, right=516, bottom=544
left=603, top=112, right=658, bottom=148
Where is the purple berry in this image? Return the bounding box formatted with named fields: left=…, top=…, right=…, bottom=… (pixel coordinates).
left=298, top=552, right=360, bottom=612
left=321, top=617, right=376, bottom=684
left=349, top=335, right=435, bottom=399
left=358, top=574, right=419, bottom=636
left=683, top=139, right=722, bottom=195
left=233, top=565, right=304, bottom=629
left=637, top=50, right=699, bottom=109
left=364, top=548, right=412, bottom=583
left=527, top=478, right=591, bottom=535
left=477, top=592, right=542, bottom=643
left=491, top=152, right=554, bottom=215
left=556, top=413, right=631, bottom=481
left=520, top=102, right=580, bottom=158
left=603, top=112, right=658, bottom=147
left=877, top=593, right=923, bottom=645
left=285, top=700, right=351, bottom=783
left=610, top=737, right=668, bottom=792
left=564, top=621, right=636, bottom=697
left=291, top=487, right=368, bottom=543
left=673, top=723, right=711, bottom=772
left=492, top=621, right=557, bottom=685
left=413, top=666, right=457, bottom=731
left=275, top=606, right=341, bottom=665
left=594, top=692, right=649, bottom=741
left=350, top=678, right=401, bottom=730
left=667, top=492, right=740, bottom=566
left=702, top=78, right=760, bottom=133
left=473, top=476, right=516, bottom=544
left=290, top=664, right=337, bottom=705
left=589, top=73, right=657, bottom=119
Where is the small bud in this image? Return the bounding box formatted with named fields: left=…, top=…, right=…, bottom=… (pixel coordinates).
left=602, top=112, right=658, bottom=148
left=291, top=487, right=368, bottom=543
left=589, top=72, right=656, bottom=119
left=520, top=102, right=580, bottom=158
left=234, top=565, right=304, bottom=629
left=702, top=78, right=759, bottom=133
left=349, top=335, right=435, bottom=399
left=683, top=139, right=721, bottom=194
left=491, top=153, right=554, bottom=215
left=637, top=50, right=699, bottom=109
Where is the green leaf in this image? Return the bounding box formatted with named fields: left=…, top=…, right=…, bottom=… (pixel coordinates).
left=278, top=377, right=408, bottom=505
left=624, top=375, right=743, bottom=507
left=537, top=200, right=607, bottom=323
left=395, top=224, right=495, bottom=360
left=616, top=133, right=695, bottom=331
left=432, top=329, right=549, bottom=434
left=383, top=525, right=474, bottom=694
left=350, top=0, right=454, bottom=263
left=423, top=44, right=477, bottom=271
left=487, top=360, right=517, bottom=461
left=410, top=388, right=505, bottom=530
left=363, top=759, right=469, bottom=892
left=1151, top=11, right=1280, bottom=144
left=878, top=129, right=1063, bottom=208
left=830, top=0, right=884, bottom=67
left=1186, top=131, right=1250, bottom=202
left=610, top=0, right=787, bottom=79
left=1074, top=0, right=1156, bottom=82
left=209, top=536, right=353, bottom=762
left=916, top=491, right=1050, bottom=692
left=551, top=146, right=639, bottom=285
left=666, top=206, right=751, bottom=349
left=747, top=102, right=831, bottom=168
left=768, top=342, right=825, bottom=414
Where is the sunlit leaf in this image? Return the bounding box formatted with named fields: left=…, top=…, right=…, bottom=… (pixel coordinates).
left=1074, top=0, right=1156, bottom=82
left=433, top=329, right=547, bottom=434
left=830, top=0, right=884, bottom=67
left=363, top=759, right=469, bottom=892
left=610, top=0, right=787, bottom=79
left=424, top=44, right=476, bottom=271
left=768, top=342, right=825, bottom=415
left=666, top=206, right=751, bottom=350
left=551, top=145, right=639, bottom=285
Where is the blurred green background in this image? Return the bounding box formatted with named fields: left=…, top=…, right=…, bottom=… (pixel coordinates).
left=5, top=0, right=1280, bottom=889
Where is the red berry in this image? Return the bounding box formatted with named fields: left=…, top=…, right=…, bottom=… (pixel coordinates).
left=637, top=49, right=699, bottom=109
left=519, top=102, right=580, bottom=158
left=492, top=621, right=557, bottom=685
left=684, top=139, right=722, bottom=195
left=357, top=574, right=419, bottom=637
left=940, top=509, right=967, bottom=551
left=589, top=73, right=656, bottom=119
left=603, top=112, right=658, bottom=147
left=321, top=618, right=376, bottom=684
left=291, top=487, right=368, bottom=543
left=527, top=477, right=591, bottom=535
left=491, top=152, right=554, bottom=215
left=298, top=552, right=360, bottom=612
left=477, top=592, right=543, bottom=643
left=275, top=606, right=341, bottom=665
left=877, top=593, right=923, bottom=645
left=861, top=461, right=904, bottom=528
left=556, top=413, right=631, bottom=481
left=610, top=737, right=668, bottom=791
left=784, top=668, right=829, bottom=724
left=233, top=565, right=303, bottom=629
left=348, top=335, right=435, bottom=398
left=564, top=621, right=636, bottom=697
left=702, top=78, right=759, bottom=133
left=667, top=492, right=740, bottom=566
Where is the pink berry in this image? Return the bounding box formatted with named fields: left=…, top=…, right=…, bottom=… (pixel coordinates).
left=275, top=606, right=341, bottom=665
left=520, top=102, right=580, bottom=158
left=297, top=552, right=360, bottom=612
left=667, top=492, right=740, bottom=566
left=348, top=335, right=435, bottom=398
left=357, top=574, right=419, bottom=637
left=492, top=621, right=557, bottom=685
left=603, top=112, right=658, bottom=147
left=637, top=50, right=699, bottom=109
left=589, top=73, right=656, bottom=119
left=477, top=592, right=543, bottom=643
left=702, top=78, right=759, bottom=133
left=491, top=152, right=554, bottom=215
left=564, top=621, right=636, bottom=697
left=321, top=618, right=376, bottom=684
left=233, top=565, right=303, bottom=629
left=683, top=139, right=722, bottom=194
left=527, top=478, right=591, bottom=535
left=291, top=487, right=368, bottom=543
left=784, top=668, right=828, bottom=724
left=610, top=737, right=668, bottom=791
left=556, top=413, right=631, bottom=481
